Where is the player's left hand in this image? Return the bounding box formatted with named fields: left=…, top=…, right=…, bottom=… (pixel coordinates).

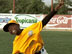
left=55, top=0, right=64, bottom=11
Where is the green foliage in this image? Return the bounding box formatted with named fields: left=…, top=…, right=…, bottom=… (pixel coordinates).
left=15, top=0, right=49, bottom=14
left=54, top=0, right=72, bottom=14
left=0, top=0, right=49, bottom=14
left=53, top=3, right=68, bottom=15
left=0, top=0, right=71, bottom=14
left=0, top=0, right=12, bottom=13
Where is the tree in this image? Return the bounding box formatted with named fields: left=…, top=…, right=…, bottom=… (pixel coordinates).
left=15, top=0, right=49, bottom=14
left=0, top=0, right=12, bottom=13
left=54, top=0, right=72, bottom=14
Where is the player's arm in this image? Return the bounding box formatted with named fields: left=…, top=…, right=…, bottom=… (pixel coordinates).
left=42, top=0, right=64, bottom=27
left=42, top=9, right=57, bottom=27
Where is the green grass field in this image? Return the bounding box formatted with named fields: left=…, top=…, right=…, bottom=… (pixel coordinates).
left=0, top=30, right=72, bottom=54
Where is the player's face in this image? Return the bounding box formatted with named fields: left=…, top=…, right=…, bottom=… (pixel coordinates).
left=8, top=24, right=20, bottom=35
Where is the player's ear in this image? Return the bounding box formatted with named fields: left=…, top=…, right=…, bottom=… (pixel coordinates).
left=17, top=24, right=20, bottom=27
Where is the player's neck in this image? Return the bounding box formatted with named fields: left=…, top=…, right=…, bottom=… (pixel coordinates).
left=17, top=29, right=23, bottom=35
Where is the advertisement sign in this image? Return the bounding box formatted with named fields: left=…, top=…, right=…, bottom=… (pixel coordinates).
left=0, top=13, right=72, bottom=30
left=13, top=14, right=43, bottom=28
left=44, top=15, right=72, bottom=29
left=0, top=14, right=12, bottom=28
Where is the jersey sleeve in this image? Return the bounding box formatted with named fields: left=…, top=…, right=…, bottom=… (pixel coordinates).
left=28, top=21, right=43, bottom=33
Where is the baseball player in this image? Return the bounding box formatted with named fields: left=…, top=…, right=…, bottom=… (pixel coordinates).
left=3, top=0, right=64, bottom=54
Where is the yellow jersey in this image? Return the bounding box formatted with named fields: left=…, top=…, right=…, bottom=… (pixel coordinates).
left=12, top=21, right=44, bottom=54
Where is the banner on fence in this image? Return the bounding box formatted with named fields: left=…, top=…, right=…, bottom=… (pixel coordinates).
left=0, top=13, right=72, bottom=29
left=44, top=15, right=72, bottom=29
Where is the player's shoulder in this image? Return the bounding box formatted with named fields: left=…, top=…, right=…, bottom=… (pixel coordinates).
left=22, top=21, right=42, bottom=32
left=30, top=21, right=42, bottom=27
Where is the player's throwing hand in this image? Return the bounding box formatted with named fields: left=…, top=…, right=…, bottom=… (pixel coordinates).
left=55, top=0, right=64, bottom=11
